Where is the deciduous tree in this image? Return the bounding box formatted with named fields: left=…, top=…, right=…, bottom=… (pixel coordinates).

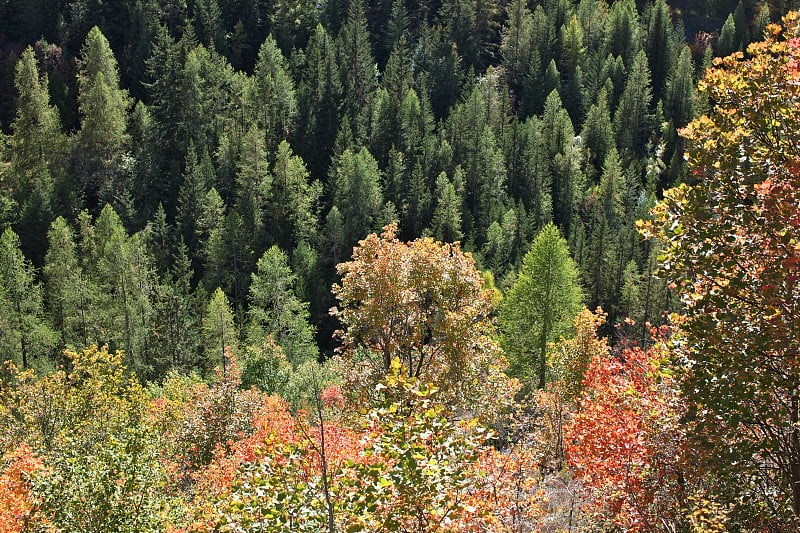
left=642, top=13, right=800, bottom=527
left=332, top=224, right=517, bottom=416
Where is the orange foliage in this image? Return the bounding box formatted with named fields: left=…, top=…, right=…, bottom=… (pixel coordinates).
left=460, top=446, right=546, bottom=532
left=0, top=444, right=42, bottom=533
left=565, top=339, right=686, bottom=531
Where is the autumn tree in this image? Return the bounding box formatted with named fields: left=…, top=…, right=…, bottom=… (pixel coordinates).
left=642, top=13, right=800, bottom=528
left=331, top=224, right=517, bottom=416
left=565, top=337, right=692, bottom=531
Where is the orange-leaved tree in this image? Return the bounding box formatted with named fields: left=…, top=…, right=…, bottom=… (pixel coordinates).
left=331, top=224, right=518, bottom=417
left=565, top=336, right=689, bottom=531
left=0, top=443, right=42, bottom=533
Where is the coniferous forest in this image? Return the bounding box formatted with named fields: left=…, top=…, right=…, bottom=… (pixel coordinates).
left=2, top=0, right=800, bottom=530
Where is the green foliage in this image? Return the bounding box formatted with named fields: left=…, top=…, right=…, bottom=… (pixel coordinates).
left=0, top=228, right=56, bottom=368
left=247, top=245, right=317, bottom=366
left=202, top=288, right=238, bottom=375
left=500, top=223, right=583, bottom=389
left=330, top=147, right=384, bottom=249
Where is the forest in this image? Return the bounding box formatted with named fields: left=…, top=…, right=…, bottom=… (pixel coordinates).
left=1, top=0, right=799, bottom=530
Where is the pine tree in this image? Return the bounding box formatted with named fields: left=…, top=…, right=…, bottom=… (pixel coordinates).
left=501, top=0, right=533, bottom=96
left=645, top=0, right=674, bottom=102
left=235, top=124, right=272, bottom=252
left=596, top=147, right=626, bottom=227
left=613, top=50, right=653, bottom=160
left=177, top=143, right=215, bottom=264
left=87, top=205, right=156, bottom=375
left=271, top=0, right=318, bottom=52
left=337, top=0, right=376, bottom=142
left=268, top=140, right=320, bottom=248
left=581, top=87, right=614, bottom=181
left=431, top=172, right=464, bottom=243
left=247, top=246, right=318, bottom=366
left=500, top=223, right=583, bottom=389
left=43, top=217, right=84, bottom=351
left=192, top=0, right=225, bottom=52
left=603, top=0, right=640, bottom=69
left=296, top=24, right=341, bottom=180
left=558, top=15, right=585, bottom=120
left=250, top=36, right=296, bottom=153
left=0, top=228, right=56, bottom=368
left=331, top=147, right=384, bottom=248
left=74, top=27, right=132, bottom=214
left=202, top=287, right=238, bottom=375
left=665, top=45, right=696, bottom=129
left=8, top=47, right=66, bottom=265
left=152, top=240, right=202, bottom=374
left=717, top=14, right=737, bottom=57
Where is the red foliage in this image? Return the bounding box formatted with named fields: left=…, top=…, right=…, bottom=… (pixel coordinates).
left=0, top=444, right=42, bottom=533
left=565, top=340, right=687, bottom=531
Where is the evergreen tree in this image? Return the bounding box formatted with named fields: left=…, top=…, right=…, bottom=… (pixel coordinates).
left=430, top=172, right=464, bottom=243
left=152, top=240, right=202, bottom=374
left=247, top=246, right=317, bottom=366
left=558, top=15, right=585, bottom=121
left=249, top=36, right=296, bottom=153
left=177, top=143, right=215, bottom=265
left=268, top=140, right=320, bottom=248
left=192, top=0, right=225, bottom=52
left=337, top=0, right=376, bottom=142
left=596, top=147, right=626, bottom=228
left=74, top=27, right=132, bottom=215
left=128, top=101, right=159, bottom=225
left=644, top=0, right=674, bottom=102
left=331, top=147, right=384, bottom=248
left=296, top=24, right=341, bottom=180
left=665, top=45, right=696, bottom=130
left=613, top=50, right=653, bottom=160
left=717, top=14, right=738, bottom=57
left=603, top=0, right=640, bottom=69
left=733, top=0, right=748, bottom=51
left=202, top=287, right=238, bottom=375
left=0, top=228, right=56, bottom=368
left=271, top=0, right=318, bottom=52
left=235, top=124, right=272, bottom=252
left=95, top=206, right=156, bottom=377
left=501, top=0, right=533, bottom=96
left=581, top=87, right=614, bottom=181
left=8, top=47, right=67, bottom=265
left=500, top=223, right=583, bottom=389
left=43, top=217, right=84, bottom=352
